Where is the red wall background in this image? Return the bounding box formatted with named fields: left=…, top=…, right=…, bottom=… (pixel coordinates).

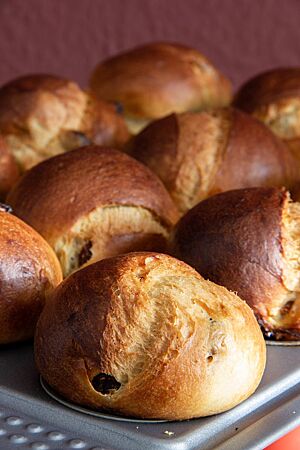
left=0, top=0, right=299, bottom=91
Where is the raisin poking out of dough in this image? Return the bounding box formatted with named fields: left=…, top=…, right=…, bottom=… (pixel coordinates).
left=114, top=101, right=124, bottom=115
left=78, top=241, right=93, bottom=267
left=280, top=300, right=294, bottom=316
left=92, top=373, right=121, bottom=395
left=0, top=203, right=13, bottom=213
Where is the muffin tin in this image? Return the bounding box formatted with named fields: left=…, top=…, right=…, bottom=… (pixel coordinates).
left=0, top=342, right=299, bottom=450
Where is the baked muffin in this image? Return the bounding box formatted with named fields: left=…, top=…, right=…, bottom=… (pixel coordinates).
left=7, top=146, right=178, bottom=277
left=35, top=252, right=266, bottom=420
left=90, top=42, right=232, bottom=133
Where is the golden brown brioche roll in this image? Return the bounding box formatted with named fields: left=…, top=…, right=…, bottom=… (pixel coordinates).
left=35, top=252, right=265, bottom=420
left=90, top=42, right=232, bottom=134
left=0, top=206, right=62, bottom=344
left=0, top=74, right=130, bottom=172
left=7, top=146, right=178, bottom=277
left=171, top=187, right=300, bottom=341
left=234, top=68, right=300, bottom=159
left=0, top=136, right=19, bottom=199
left=129, top=108, right=298, bottom=214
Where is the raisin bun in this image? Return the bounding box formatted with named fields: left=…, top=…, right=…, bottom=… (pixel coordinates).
left=171, top=187, right=300, bottom=341
left=0, top=205, right=62, bottom=344
left=0, top=136, right=19, bottom=200
left=7, top=146, right=178, bottom=277
left=90, top=42, right=232, bottom=134
left=129, top=108, right=298, bottom=214
left=234, top=68, right=300, bottom=160
left=0, top=74, right=130, bottom=172
left=35, top=252, right=266, bottom=420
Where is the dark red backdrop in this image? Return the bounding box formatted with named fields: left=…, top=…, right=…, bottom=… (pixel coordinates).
left=0, top=0, right=299, bottom=91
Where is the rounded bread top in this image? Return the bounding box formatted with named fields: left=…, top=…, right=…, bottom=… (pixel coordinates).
left=7, top=146, right=179, bottom=243
left=234, top=68, right=300, bottom=112
left=90, top=42, right=232, bottom=120
left=35, top=252, right=265, bottom=419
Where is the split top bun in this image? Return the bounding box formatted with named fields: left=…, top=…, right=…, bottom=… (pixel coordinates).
left=0, top=74, right=130, bottom=172
left=7, top=146, right=178, bottom=277
left=0, top=136, right=19, bottom=200
left=90, top=42, right=232, bottom=133
left=0, top=206, right=62, bottom=344
left=130, top=108, right=298, bottom=214
left=171, top=187, right=300, bottom=340
left=234, top=68, right=300, bottom=159
left=35, top=252, right=266, bottom=420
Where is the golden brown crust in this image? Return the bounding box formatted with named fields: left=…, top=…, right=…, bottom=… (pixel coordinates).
left=130, top=111, right=227, bottom=213
left=234, top=68, right=300, bottom=113
left=0, top=136, right=19, bottom=199
left=7, top=146, right=179, bottom=276
left=171, top=187, right=300, bottom=340
left=90, top=43, right=232, bottom=126
left=35, top=252, right=265, bottom=420
left=0, top=74, right=130, bottom=171
left=8, top=146, right=178, bottom=239
left=81, top=93, right=130, bottom=148
left=234, top=68, right=300, bottom=161
left=130, top=109, right=298, bottom=214
left=0, top=210, right=62, bottom=344
left=209, top=109, right=298, bottom=195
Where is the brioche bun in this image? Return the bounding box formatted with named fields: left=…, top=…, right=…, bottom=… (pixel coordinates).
left=0, top=207, right=62, bottom=344
left=171, top=187, right=300, bottom=340
left=90, top=42, right=232, bottom=133
left=35, top=252, right=265, bottom=420
left=7, top=146, right=178, bottom=277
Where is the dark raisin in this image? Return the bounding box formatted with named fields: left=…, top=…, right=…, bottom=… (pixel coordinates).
left=78, top=241, right=93, bottom=267
left=0, top=203, right=13, bottom=213
left=114, top=101, right=124, bottom=115
left=92, top=373, right=121, bottom=395
left=61, top=130, right=91, bottom=150
left=69, top=131, right=91, bottom=147
left=280, top=300, right=294, bottom=316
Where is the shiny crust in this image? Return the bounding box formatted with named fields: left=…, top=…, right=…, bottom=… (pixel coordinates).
left=130, top=109, right=298, bottom=214
left=0, top=136, right=19, bottom=199
left=8, top=146, right=178, bottom=240
left=171, top=187, right=300, bottom=340
left=35, top=252, right=265, bottom=420
left=90, top=43, right=232, bottom=122
left=0, top=74, right=130, bottom=171
left=209, top=109, right=298, bottom=195
left=234, top=68, right=300, bottom=113
left=0, top=210, right=62, bottom=344
left=81, top=93, right=130, bottom=148
left=234, top=68, right=300, bottom=158
left=7, top=146, right=179, bottom=276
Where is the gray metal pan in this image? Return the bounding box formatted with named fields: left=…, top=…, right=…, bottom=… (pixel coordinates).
left=0, top=343, right=299, bottom=450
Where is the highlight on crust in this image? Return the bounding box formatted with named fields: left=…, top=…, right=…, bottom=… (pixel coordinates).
left=35, top=252, right=266, bottom=420
left=171, top=187, right=300, bottom=341
left=234, top=67, right=300, bottom=161
left=129, top=108, right=298, bottom=214
left=0, top=74, right=130, bottom=173
left=7, top=146, right=179, bottom=277
left=90, top=42, right=232, bottom=134
left=0, top=211, right=62, bottom=344
left=0, top=135, right=19, bottom=199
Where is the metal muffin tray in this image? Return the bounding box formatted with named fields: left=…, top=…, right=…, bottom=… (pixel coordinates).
left=0, top=342, right=299, bottom=450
